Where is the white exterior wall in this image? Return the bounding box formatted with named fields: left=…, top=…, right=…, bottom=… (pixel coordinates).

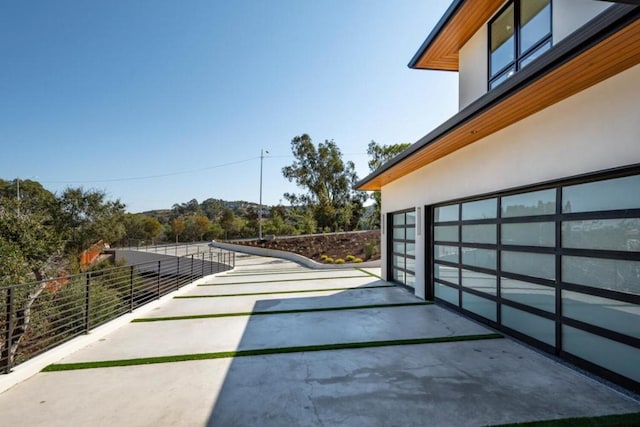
left=381, top=63, right=640, bottom=296
left=459, top=25, right=488, bottom=110
left=553, top=0, right=612, bottom=43
left=458, top=0, right=613, bottom=110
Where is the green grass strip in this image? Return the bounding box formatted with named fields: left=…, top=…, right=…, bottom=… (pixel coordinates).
left=223, top=269, right=352, bottom=277
left=175, top=284, right=395, bottom=299
left=198, top=275, right=371, bottom=286
left=489, top=412, right=640, bottom=427
left=42, top=333, right=503, bottom=372
left=132, top=301, right=432, bottom=322
left=356, top=267, right=382, bottom=279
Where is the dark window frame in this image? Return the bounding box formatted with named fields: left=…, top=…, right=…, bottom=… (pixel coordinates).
left=488, top=0, right=553, bottom=90
left=389, top=209, right=417, bottom=289
left=430, top=163, right=640, bottom=393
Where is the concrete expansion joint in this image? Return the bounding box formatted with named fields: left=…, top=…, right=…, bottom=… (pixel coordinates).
left=304, top=359, right=324, bottom=426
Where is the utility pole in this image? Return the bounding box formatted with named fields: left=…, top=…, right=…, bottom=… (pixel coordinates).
left=258, top=149, right=269, bottom=240
left=16, top=178, right=20, bottom=216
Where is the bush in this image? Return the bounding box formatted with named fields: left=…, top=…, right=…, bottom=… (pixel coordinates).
left=364, top=242, right=379, bottom=260
left=323, top=257, right=334, bottom=264
left=335, top=258, right=345, bottom=264
left=320, top=254, right=329, bottom=261
left=353, top=258, right=363, bottom=263
left=345, top=255, right=355, bottom=262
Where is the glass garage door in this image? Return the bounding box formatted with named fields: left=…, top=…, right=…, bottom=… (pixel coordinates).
left=431, top=168, right=640, bottom=392
left=390, top=209, right=416, bottom=288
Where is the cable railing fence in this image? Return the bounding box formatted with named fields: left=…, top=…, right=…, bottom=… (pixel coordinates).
left=1, top=250, right=235, bottom=374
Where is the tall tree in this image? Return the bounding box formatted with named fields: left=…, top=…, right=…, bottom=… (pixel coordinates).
left=282, top=134, right=366, bottom=232
left=55, top=188, right=126, bottom=254
left=142, top=216, right=163, bottom=244
left=122, top=213, right=146, bottom=244
left=170, top=218, right=186, bottom=243
left=191, top=215, right=211, bottom=241
left=366, top=141, right=412, bottom=228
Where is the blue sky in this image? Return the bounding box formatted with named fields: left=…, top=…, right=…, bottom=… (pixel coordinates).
left=0, top=0, right=457, bottom=213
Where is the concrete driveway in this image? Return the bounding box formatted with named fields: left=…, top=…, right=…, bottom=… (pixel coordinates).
left=0, top=254, right=638, bottom=426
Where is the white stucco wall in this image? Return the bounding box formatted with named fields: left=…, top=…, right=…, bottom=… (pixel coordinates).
left=459, top=25, right=488, bottom=110
left=381, top=63, right=640, bottom=295
left=553, top=0, right=612, bottom=43
left=458, top=0, right=613, bottom=110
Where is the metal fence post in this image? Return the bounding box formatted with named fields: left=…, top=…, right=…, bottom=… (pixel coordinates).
left=157, top=260, right=161, bottom=299
left=176, top=257, right=180, bottom=290
left=130, top=266, right=135, bottom=313
left=190, top=255, right=194, bottom=281
left=85, top=272, right=91, bottom=333
left=2, top=287, right=15, bottom=373
left=201, top=253, right=205, bottom=278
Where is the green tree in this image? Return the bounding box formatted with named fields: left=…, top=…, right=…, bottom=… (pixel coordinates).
left=0, top=182, right=128, bottom=371
left=55, top=188, right=126, bottom=255
left=366, top=141, right=411, bottom=228
left=201, top=198, right=225, bottom=220
left=122, top=214, right=146, bottom=245
left=0, top=196, right=64, bottom=371
left=282, top=134, right=366, bottom=232
left=0, top=198, right=63, bottom=281
left=187, top=215, right=210, bottom=241
left=205, top=222, right=224, bottom=240
left=263, top=210, right=297, bottom=236
left=142, top=216, right=162, bottom=244
left=170, top=218, right=186, bottom=243
left=291, top=208, right=317, bottom=235
left=220, top=208, right=235, bottom=239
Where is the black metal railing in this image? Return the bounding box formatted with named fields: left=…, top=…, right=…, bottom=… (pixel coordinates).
left=0, top=250, right=235, bottom=374
left=122, top=241, right=215, bottom=257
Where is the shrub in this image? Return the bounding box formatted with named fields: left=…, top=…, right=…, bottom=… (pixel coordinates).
left=353, top=258, right=363, bottom=263
left=345, top=255, right=356, bottom=262
left=364, top=242, right=379, bottom=260
left=323, top=257, right=334, bottom=264
left=334, top=258, right=345, bottom=264
left=320, top=254, right=329, bottom=261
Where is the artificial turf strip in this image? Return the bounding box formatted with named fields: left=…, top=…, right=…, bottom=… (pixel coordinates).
left=132, top=301, right=432, bottom=322
left=41, top=333, right=503, bottom=372
left=489, top=412, right=640, bottom=427
left=356, top=267, right=382, bottom=279
left=221, top=269, right=353, bottom=277
left=198, top=275, right=369, bottom=286
left=174, top=284, right=395, bottom=299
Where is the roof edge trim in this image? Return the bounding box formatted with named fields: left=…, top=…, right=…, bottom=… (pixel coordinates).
left=407, top=0, right=466, bottom=69
left=359, top=4, right=640, bottom=190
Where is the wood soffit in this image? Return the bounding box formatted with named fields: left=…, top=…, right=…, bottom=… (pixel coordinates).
left=412, top=0, right=505, bottom=71
left=358, top=12, right=640, bottom=191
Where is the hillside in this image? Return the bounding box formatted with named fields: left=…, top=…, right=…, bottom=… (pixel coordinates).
left=236, top=230, right=381, bottom=263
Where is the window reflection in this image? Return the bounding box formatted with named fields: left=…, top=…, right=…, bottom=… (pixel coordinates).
left=520, top=0, right=551, bottom=54
left=490, top=4, right=515, bottom=77
left=489, top=0, right=552, bottom=89
left=563, top=219, right=640, bottom=252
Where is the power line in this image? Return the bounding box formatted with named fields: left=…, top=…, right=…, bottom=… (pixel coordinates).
left=37, top=152, right=369, bottom=185
left=40, top=157, right=259, bottom=184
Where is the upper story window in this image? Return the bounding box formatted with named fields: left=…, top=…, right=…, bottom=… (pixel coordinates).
left=489, top=0, right=552, bottom=90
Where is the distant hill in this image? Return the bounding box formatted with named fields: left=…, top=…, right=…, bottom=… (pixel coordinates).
left=139, top=197, right=274, bottom=223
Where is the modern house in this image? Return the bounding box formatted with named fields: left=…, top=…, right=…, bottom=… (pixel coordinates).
left=357, top=1, right=640, bottom=391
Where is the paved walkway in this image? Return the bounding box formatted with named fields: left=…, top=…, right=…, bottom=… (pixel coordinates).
left=0, top=254, right=638, bottom=426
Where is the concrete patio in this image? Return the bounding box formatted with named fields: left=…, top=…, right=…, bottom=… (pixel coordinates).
left=0, top=254, right=638, bottom=426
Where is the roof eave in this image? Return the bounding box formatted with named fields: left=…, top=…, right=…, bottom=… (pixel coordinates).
left=407, top=0, right=466, bottom=70
left=357, top=4, right=640, bottom=191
